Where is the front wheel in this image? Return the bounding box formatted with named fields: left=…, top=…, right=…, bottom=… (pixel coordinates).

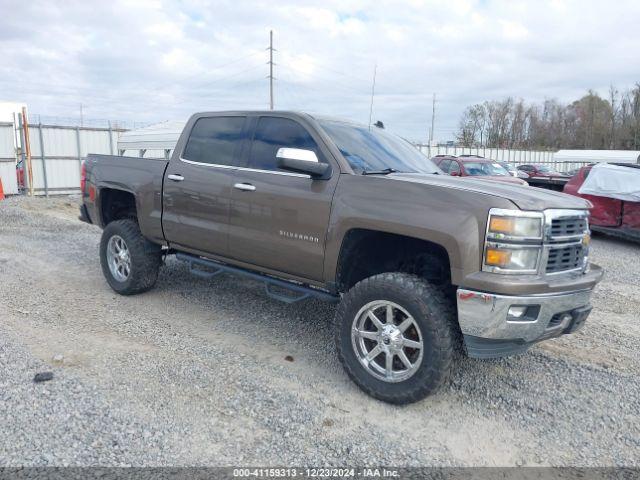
left=335, top=273, right=457, bottom=404
left=99, top=219, right=161, bottom=295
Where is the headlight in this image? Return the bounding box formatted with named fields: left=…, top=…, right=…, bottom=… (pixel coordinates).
left=483, top=209, right=544, bottom=274
left=487, top=210, right=543, bottom=241
left=484, top=243, right=540, bottom=273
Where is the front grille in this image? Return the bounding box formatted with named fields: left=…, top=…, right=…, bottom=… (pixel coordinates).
left=546, top=244, right=585, bottom=273
left=550, top=217, right=587, bottom=239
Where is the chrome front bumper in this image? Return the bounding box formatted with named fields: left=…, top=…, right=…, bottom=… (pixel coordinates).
left=456, top=288, right=593, bottom=358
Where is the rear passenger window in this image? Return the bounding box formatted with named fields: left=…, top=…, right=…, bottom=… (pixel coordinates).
left=439, top=159, right=451, bottom=172
left=182, top=116, right=246, bottom=166
left=249, top=117, right=318, bottom=171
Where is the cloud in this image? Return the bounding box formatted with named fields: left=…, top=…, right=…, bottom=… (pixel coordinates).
left=1, top=0, right=639, bottom=142
left=499, top=20, right=529, bottom=40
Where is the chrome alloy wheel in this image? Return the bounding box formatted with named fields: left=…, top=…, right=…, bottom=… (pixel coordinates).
left=351, top=300, right=424, bottom=383
left=106, top=235, right=131, bottom=282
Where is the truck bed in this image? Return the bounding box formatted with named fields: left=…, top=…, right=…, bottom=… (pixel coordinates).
left=88, top=154, right=169, bottom=188
left=527, top=176, right=570, bottom=191
left=84, top=154, right=169, bottom=243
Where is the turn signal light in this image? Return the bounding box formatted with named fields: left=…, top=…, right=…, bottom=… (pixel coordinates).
left=489, top=216, right=514, bottom=234
left=485, top=248, right=512, bottom=267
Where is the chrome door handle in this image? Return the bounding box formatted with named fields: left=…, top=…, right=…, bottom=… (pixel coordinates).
left=168, top=174, right=184, bottom=182
left=234, top=183, right=256, bottom=191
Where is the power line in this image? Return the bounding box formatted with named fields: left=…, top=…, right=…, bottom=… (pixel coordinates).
left=304, top=59, right=372, bottom=84
left=277, top=79, right=304, bottom=110
left=157, top=50, right=266, bottom=89
left=277, top=63, right=366, bottom=95
left=1, top=50, right=267, bottom=100
left=190, top=62, right=265, bottom=89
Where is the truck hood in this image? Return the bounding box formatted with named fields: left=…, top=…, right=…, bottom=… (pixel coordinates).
left=471, top=175, right=528, bottom=186
left=388, top=173, right=590, bottom=211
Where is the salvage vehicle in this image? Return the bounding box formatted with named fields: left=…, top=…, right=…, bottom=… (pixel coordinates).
left=432, top=155, right=528, bottom=186
left=517, top=164, right=570, bottom=191
left=517, top=164, right=563, bottom=178
left=80, top=111, right=603, bottom=404
left=563, top=163, right=640, bottom=242
left=499, top=161, right=529, bottom=179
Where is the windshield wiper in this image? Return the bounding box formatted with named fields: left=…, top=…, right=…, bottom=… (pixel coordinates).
left=362, top=168, right=397, bottom=175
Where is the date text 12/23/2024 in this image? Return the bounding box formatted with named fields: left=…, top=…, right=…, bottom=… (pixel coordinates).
left=233, top=468, right=399, bottom=478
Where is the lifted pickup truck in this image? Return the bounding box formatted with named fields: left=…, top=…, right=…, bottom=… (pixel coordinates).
left=80, top=111, right=603, bottom=404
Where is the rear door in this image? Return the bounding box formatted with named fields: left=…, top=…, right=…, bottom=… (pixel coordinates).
left=227, top=115, right=339, bottom=281
left=162, top=114, right=248, bottom=256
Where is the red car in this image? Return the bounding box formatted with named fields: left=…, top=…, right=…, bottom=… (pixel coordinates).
left=517, top=164, right=565, bottom=178
left=563, top=164, right=640, bottom=241
left=432, top=156, right=528, bottom=186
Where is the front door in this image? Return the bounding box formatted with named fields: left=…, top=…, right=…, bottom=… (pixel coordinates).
left=162, top=115, right=247, bottom=256
left=228, top=115, right=338, bottom=281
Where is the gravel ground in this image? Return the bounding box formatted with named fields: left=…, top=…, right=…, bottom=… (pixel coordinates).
left=0, top=196, right=639, bottom=467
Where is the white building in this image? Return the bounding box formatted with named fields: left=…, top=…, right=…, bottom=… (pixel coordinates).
left=553, top=149, right=640, bottom=165
left=117, top=121, right=185, bottom=159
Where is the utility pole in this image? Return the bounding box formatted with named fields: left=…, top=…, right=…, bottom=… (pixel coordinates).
left=80, top=103, right=84, bottom=127
left=368, top=63, right=377, bottom=130
left=268, top=30, right=275, bottom=110
left=429, top=93, right=436, bottom=147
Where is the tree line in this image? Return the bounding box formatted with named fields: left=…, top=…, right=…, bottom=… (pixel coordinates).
left=456, top=84, right=640, bottom=150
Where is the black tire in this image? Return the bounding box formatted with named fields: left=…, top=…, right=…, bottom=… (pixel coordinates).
left=99, top=219, right=161, bottom=295
left=335, top=273, right=456, bottom=404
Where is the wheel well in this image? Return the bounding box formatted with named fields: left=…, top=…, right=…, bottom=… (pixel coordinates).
left=336, top=229, right=452, bottom=292
left=100, top=189, right=137, bottom=225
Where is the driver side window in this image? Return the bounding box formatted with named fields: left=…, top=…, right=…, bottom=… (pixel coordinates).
left=248, top=117, right=318, bottom=172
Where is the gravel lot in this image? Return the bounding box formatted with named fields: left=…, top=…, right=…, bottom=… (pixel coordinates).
left=0, top=196, right=639, bottom=467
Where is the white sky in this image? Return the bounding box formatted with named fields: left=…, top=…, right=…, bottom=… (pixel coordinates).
left=1, top=0, right=638, bottom=142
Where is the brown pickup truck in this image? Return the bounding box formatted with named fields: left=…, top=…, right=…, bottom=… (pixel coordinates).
left=80, top=111, right=603, bottom=404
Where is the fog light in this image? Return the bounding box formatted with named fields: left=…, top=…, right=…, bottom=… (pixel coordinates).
left=508, top=306, right=528, bottom=318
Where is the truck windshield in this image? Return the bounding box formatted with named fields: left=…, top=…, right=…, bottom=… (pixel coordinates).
left=318, top=120, right=440, bottom=175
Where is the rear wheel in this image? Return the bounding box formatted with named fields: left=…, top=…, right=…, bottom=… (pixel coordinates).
left=335, top=272, right=456, bottom=404
left=100, top=219, right=161, bottom=295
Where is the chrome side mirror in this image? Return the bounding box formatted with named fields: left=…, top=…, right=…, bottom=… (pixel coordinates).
left=276, top=148, right=330, bottom=178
